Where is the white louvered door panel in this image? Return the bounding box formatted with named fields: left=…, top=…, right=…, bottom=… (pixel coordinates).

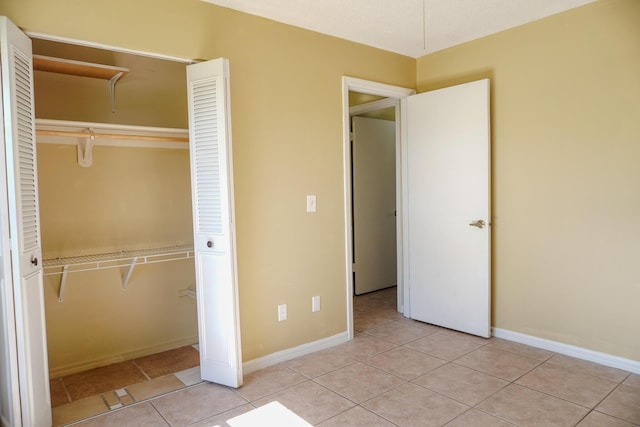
left=0, top=16, right=51, bottom=427
left=187, top=58, right=242, bottom=388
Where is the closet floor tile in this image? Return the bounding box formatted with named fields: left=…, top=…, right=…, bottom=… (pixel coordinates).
left=63, top=361, right=147, bottom=401
left=50, top=378, right=70, bottom=407
left=134, top=345, right=199, bottom=378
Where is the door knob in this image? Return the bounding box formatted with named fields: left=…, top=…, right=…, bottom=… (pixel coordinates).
left=469, top=219, right=485, bottom=229
left=31, top=256, right=38, bottom=266
left=207, top=241, right=213, bottom=248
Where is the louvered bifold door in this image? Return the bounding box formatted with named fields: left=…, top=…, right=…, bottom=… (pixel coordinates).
left=0, top=16, right=52, bottom=426
left=187, top=58, right=242, bottom=388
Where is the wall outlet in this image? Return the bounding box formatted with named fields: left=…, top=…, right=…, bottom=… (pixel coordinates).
left=278, top=304, right=287, bottom=321
left=312, top=296, right=320, bottom=312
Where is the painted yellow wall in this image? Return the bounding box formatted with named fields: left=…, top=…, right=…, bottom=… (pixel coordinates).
left=37, top=142, right=196, bottom=376
left=32, top=38, right=189, bottom=128
left=349, top=92, right=395, bottom=121
left=417, top=0, right=640, bottom=360
left=1, top=0, right=415, bottom=364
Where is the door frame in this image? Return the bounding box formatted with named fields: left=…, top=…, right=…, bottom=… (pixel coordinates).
left=341, top=77, right=414, bottom=338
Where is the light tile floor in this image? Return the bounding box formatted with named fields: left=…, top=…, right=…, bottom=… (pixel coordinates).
left=69, top=287, right=640, bottom=426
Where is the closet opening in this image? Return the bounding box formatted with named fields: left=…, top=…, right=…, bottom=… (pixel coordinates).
left=30, top=36, right=201, bottom=426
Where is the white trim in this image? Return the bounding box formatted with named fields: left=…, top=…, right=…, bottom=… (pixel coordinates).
left=342, top=77, right=415, bottom=338
left=349, top=98, right=396, bottom=116
left=242, top=332, right=349, bottom=375
left=399, top=98, right=411, bottom=318
left=35, top=119, right=189, bottom=150
left=344, top=77, right=415, bottom=99
left=48, top=336, right=199, bottom=379
left=26, top=32, right=194, bottom=64
left=342, top=78, right=354, bottom=340
left=493, top=328, right=640, bottom=375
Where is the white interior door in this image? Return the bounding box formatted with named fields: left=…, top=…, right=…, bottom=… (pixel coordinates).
left=0, top=16, right=52, bottom=426
left=352, top=116, right=397, bottom=295
left=187, top=58, right=243, bottom=388
left=404, top=79, right=491, bottom=338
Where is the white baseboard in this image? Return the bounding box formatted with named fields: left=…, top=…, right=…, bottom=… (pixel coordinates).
left=492, top=328, right=640, bottom=375
left=49, top=335, right=199, bottom=378
left=243, top=332, right=350, bottom=375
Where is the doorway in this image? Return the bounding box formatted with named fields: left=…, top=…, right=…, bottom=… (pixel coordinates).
left=3, top=24, right=241, bottom=425
left=350, top=98, right=397, bottom=298
left=341, top=77, right=415, bottom=338
left=343, top=77, right=491, bottom=340
left=31, top=35, right=201, bottom=425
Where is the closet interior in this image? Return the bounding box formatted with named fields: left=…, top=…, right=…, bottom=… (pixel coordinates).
left=31, top=38, right=201, bottom=425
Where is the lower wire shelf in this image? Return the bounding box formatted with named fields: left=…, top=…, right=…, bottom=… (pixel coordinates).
left=43, top=245, right=194, bottom=302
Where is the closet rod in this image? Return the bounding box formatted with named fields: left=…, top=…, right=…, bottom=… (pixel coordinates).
left=36, top=129, right=189, bottom=143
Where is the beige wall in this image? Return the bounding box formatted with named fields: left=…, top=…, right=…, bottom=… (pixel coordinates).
left=349, top=92, right=395, bottom=121
left=37, top=142, right=196, bottom=376
left=11, top=0, right=635, bottom=373
left=32, top=38, right=189, bottom=128
left=417, top=0, right=640, bottom=360
left=2, top=0, right=415, bottom=365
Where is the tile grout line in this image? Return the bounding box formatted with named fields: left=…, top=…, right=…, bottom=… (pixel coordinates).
left=148, top=399, right=172, bottom=427
left=59, top=377, right=73, bottom=404
left=132, top=359, right=152, bottom=381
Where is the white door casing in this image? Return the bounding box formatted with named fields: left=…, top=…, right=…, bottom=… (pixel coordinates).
left=403, top=79, right=491, bottom=338
left=341, top=77, right=414, bottom=338
left=187, top=58, right=243, bottom=388
left=352, top=116, right=397, bottom=295
left=0, top=16, right=52, bottom=426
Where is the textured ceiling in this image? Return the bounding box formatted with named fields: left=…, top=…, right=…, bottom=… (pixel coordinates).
left=202, top=0, right=597, bottom=58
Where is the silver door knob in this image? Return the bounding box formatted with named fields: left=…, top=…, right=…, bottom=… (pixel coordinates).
left=469, top=219, right=485, bottom=229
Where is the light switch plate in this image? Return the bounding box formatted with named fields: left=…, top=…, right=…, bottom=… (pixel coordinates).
left=278, top=304, right=287, bottom=321
left=312, top=296, right=320, bottom=312
left=306, top=195, right=316, bottom=213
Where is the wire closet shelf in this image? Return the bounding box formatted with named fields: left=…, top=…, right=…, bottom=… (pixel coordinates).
left=43, top=245, right=194, bottom=302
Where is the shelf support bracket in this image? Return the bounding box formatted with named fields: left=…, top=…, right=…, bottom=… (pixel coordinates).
left=58, top=265, right=69, bottom=302
left=122, top=257, right=139, bottom=290
left=109, top=72, right=124, bottom=113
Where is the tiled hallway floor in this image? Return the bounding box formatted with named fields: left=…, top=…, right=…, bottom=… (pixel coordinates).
left=68, top=287, right=640, bottom=426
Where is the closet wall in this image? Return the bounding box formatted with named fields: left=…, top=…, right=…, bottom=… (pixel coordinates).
left=33, top=40, right=196, bottom=377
